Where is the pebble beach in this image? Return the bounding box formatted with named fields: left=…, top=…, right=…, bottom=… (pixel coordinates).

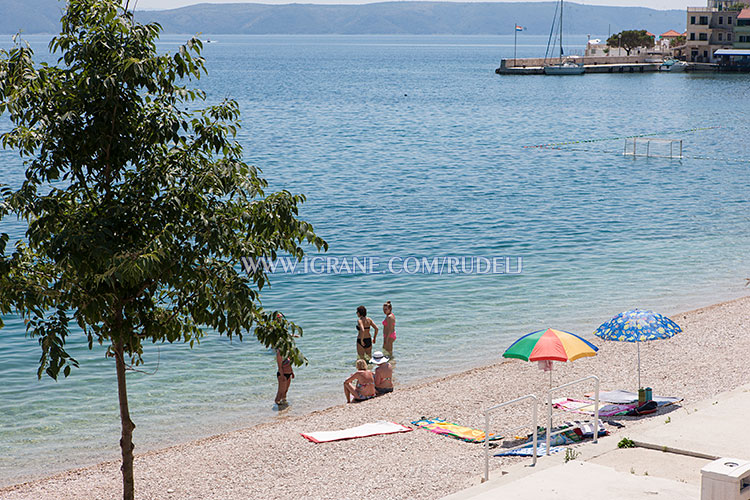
left=2, top=295, right=750, bottom=500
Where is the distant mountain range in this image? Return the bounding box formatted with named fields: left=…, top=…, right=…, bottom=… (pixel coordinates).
left=1, top=1, right=686, bottom=36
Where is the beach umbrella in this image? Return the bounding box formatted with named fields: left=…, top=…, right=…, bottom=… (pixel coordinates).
left=503, top=328, right=599, bottom=386
left=503, top=328, right=599, bottom=456
left=594, top=309, right=682, bottom=390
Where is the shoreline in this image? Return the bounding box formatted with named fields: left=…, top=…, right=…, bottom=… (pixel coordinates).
left=1, top=285, right=742, bottom=487
left=3, top=293, right=750, bottom=499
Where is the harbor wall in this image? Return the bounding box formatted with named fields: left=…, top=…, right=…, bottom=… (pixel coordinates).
left=501, top=55, right=652, bottom=69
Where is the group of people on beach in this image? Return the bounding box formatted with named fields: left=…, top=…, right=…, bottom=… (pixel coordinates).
left=274, top=301, right=397, bottom=407
left=354, top=301, right=396, bottom=361
left=344, top=301, right=396, bottom=403
left=344, top=352, right=393, bottom=403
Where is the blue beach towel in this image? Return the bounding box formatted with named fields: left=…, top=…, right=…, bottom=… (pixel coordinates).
left=495, top=443, right=564, bottom=457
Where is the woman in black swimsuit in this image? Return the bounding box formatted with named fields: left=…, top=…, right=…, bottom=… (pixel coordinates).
left=275, top=348, right=294, bottom=407
left=356, top=305, right=378, bottom=361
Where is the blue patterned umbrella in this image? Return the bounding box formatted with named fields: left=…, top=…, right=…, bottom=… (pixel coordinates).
left=594, top=309, right=682, bottom=389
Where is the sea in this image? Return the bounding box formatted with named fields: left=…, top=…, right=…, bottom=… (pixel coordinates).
left=1, top=34, right=749, bottom=485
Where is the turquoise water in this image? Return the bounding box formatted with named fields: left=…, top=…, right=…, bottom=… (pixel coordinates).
left=2, top=34, right=750, bottom=484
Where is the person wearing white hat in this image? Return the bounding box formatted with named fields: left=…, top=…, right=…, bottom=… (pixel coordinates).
left=371, top=351, right=393, bottom=395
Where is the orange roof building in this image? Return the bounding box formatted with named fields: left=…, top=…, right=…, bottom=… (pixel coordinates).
left=660, top=30, right=684, bottom=38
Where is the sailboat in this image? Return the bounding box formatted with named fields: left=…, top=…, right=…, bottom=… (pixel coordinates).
left=544, top=0, right=584, bottom=75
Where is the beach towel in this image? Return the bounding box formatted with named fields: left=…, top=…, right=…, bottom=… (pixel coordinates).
left=411, top=417, right=502, bottom=443
left=301, top=421, right=412, bottom=443
left=513, top=420, right=605, bottom=450
left=541, top=431, right=579, bottom=446
left=495, top=443, right=563, bottom=457
left=552, top=398, right=636, bottom=417
left=585, top=390, right=682, bottom=407
left=563, top=419, right=607, bottom=438
left=535, top=424, right=582, bottom=445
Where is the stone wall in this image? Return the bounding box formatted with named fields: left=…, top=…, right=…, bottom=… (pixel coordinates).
left=502, top=55, right=652, bottom=68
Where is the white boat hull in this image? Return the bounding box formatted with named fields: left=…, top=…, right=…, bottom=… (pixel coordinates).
left=544, top=64, right=585, bottom=75
left=658, top=61, right=687, bottom=72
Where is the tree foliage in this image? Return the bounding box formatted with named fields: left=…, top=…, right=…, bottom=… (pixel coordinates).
left=607, top=30, right=654, bottom=56
left=0, top=0, right=326, bottom=497
left=670, top=35, right=686, bottom=48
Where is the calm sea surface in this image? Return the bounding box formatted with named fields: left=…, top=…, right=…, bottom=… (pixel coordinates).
left=1, top=34, right=749, bottom=484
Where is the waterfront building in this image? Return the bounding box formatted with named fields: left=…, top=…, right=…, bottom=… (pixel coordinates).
left=735, top=8, right=750, bottom=48
left=660, top=29, right=685, bottom=45
left=585, top=33, right=660, bottom=58
left=685, top=0, right=741, bottom=62
left=659, top=29, right=686, bottom=55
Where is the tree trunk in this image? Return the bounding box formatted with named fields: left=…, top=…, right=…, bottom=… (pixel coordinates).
left=114, top=341, right=136, bottom=500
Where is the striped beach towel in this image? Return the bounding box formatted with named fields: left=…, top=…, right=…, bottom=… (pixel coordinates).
left=411, top=417, right=502, bottom=443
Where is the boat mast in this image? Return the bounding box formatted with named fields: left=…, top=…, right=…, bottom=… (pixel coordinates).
left=559, top=0, right=563, bottom=64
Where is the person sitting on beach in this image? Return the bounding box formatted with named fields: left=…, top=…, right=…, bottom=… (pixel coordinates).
left=344, top=359, right=376, bottom=403
left=356, top=305, right=378, bottom=361
left=381, top=300, right=396, bottom=357
left=275, top=349, right=294, bottom=407
left=371, top=351, right=393, bottom=395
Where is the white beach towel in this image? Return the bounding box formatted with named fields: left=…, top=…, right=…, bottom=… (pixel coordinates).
left=301, top=421, right=412, bottom=443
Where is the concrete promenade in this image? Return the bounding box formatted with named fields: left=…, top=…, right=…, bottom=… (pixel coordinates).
left=443, top=383, right=750, bottom=500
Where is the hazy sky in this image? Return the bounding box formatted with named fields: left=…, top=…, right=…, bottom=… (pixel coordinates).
left=133, top=0, right=698, bottom=11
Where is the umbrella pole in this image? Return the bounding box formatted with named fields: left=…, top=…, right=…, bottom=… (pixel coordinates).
left=546, top=367, right=553, bottom=456
left=637, top=342, right=641, bottom=390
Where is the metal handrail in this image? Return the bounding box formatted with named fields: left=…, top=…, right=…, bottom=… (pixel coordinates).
left=546, top=375, right=600, bottom=455
left=483, top=394, right=538, bottom=482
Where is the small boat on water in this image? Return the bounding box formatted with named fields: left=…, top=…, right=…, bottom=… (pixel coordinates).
left=545, top=60, right=585, bottom=75
left=658, top=59, right=688, bottom=72
left=543, top=0, right=584, bottom=75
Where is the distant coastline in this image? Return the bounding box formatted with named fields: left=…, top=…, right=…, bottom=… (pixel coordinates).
left=2, top=1, right=686, bottom=35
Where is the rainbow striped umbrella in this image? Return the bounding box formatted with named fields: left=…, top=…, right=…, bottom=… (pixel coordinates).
left=503, top=328, right=599, bottom=363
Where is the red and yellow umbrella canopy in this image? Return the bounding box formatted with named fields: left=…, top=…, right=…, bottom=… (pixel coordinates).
left=503, top=328, right=598, bottom=362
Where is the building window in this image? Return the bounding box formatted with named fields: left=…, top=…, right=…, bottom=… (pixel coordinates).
left=704, top=50, right=708, bottom=58
left=691, top=16, right=696, bottom=24
left=729, top=17, right=732, bottom=24
left=719, top=16, right=723, bottom=24
left=699, top=33, right=708, bottom=40
left=719, top=33, right=723, bottom=41
left=691, top=32, right=696, bottom=40
left=700, top=16, right=709, bottom=25
left=728, top=33, right=732, bottom=41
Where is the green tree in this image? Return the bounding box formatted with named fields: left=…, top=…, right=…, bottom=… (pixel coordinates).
left=0, top=0, right=326, bottom=498
left=607, top=30, right=654, bottom=56
left=670, top=35, right=686, bottom=47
